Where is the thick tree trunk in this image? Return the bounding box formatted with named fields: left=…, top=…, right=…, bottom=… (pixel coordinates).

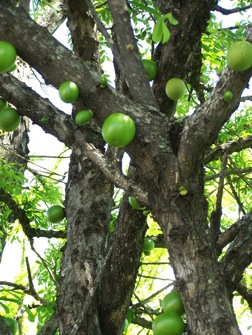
left=152, top=166, right=242, bottom=335
left=57, top=136, right=114, bottom=335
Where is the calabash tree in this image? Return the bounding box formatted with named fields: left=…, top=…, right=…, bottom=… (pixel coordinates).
left=0, top=1, right=252, bottom=335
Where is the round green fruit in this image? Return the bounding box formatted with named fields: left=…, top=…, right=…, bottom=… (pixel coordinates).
left=100, top=75, right=108, bottom=88
left=144, top=250, right=151, bottom=256
left=75, top=110, right=93, bottom=125
left=162, top=290, right=185, bottom=316
left=179, top=186, right=188, bottom=196
left=223, top=90, right=233, bottom=101
left=142, top=59, right=158, bottom=81
left=40, top=117, right=49, bottom=123
left=227, top=41, right=252, bottom=72
left=143, top=210, right=150, bottom=216
left=143, top=237, right=155, bottom=252
left=0, top=97, right=7, bottom=111
left=102, top=113, right=136, bottom=147
left=4, top=317, right=18, bottom=335
left=128, top=196, right=145, bottom=210
left=46, top=205, right=65, bottom=223
left=165, top=78, right=186, bottom=101
left=0, top=108, right=20, bottom=132
left=0, top=41, right=16, bottom=73
left=152, top=312, right=184, bottom=335
left=58, top=81, right=79, bottom=103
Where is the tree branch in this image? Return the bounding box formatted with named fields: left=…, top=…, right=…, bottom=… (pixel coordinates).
left=178, top=25, right=252, bottom=179
left=0, top=280, right=46, bottom=305
left=131, top=316, right=152, bottom=329
left=205, top=166, right=252, bottom=182
left=107, top=0, right=158, bottom=107
left=205, top=136, right=252, bottom=164
left=0, top=73, right=75, bottom=147
left=220, top=211, right=252, bottom=291
left=226, top=174, right=246, bottom=215
left=36, top=0, right=66, bottom=34
left=214, top=4, right=252, bottom=15
left=236, top=282, right=252, bottom=310
left=74, top=130, right=149, bottom=205
left=0, top=187, right=66, bottom=239
left=25, top=257, right=48, bottom=305
left=84, top=0, right=123, bottom=69
left=37, top=312, right=59, bottom=335
left=210, top=149, right=229, bottom=243
left=217, top=212, right=252, bottom=254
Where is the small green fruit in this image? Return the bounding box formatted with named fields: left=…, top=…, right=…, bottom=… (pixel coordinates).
left=58, top=81, right=79, bottom=103
left=100, top=75, right=108, bottom=88
left=144, top=250, right=151, bottom=256
left=0, top=97, right=7, bottom=111
left=47, top=205, right=65, bottom=223
left=142, top=59, right=158, bottom=81
left=0, top=108, right=21, bottom=132
left=40, top=117, right=49, bottom=123
left=223, top=90, right=233, bottom=101
left=0, top=41, right=17, bottom=73
left=179, top=186, right=188, bottom=196
left=165, top=78, right=186, bottom=101
left=75, top=110, right=93, bottom=125
left=143, top=237, right=155, bottom=252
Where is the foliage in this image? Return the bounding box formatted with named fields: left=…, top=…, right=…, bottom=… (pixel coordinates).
left=0, top=0, right=252, bottom=334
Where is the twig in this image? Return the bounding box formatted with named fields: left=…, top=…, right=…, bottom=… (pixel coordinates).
left=0, top=279, right=46, bottom=305
left=210, top=149, right=229, bottom=242
left=137, top=274, right=170, bottom=281
left=205, top=166, right=252, bottom=182
left=226, top=175, right=246, bottom=216
left=0, top=143, right=66, bottom=178
left=29, top=240, right=58, bottom=286
left=25, top=257, right=48, bottom=305
left=134, top=282, right=174, bottom=308
left=214, top=4, right=252, bottom=15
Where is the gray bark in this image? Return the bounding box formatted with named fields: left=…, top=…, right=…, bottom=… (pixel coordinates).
left=0, top=1, right=251, bottom=335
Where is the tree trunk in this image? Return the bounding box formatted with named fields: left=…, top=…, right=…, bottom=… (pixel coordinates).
left=56, top=134, right=113, bottom=334
left=151, top=163, right=242, bottom=335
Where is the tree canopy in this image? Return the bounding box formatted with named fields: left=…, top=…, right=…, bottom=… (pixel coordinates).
left=0, top=0, right=252, bottom=335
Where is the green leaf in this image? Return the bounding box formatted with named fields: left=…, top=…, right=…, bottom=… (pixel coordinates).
left=163, top=12, right=179, bottom=25
left=25, top=305, right=36, bottom=322
left=0, top=301, right=10, bottom=313
left=162, top=21, right=170, bottom=43
left=0, top=296, right=22, bottom=304
left=152, top=17, right=163, bottom=43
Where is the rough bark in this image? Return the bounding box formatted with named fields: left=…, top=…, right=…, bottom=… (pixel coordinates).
left=0, top=1, right=251, bottom=335
left=99, top=194, right=148, bottom=335
left=57, top=139, right=114, bottom=334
